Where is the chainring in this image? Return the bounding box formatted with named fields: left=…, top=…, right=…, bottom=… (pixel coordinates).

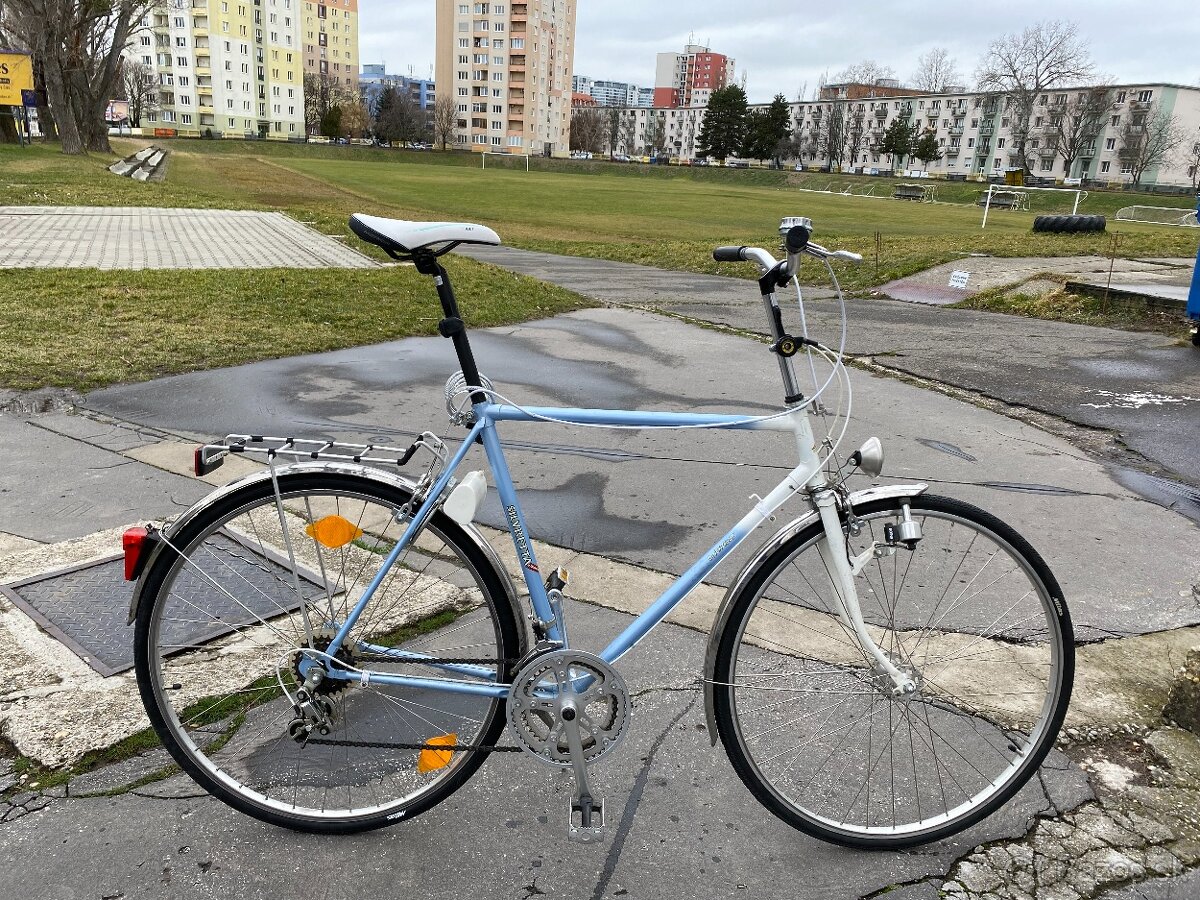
left=507, top=649, right=630, bottom=767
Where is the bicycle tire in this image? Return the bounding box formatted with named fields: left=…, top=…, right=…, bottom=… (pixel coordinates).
left=134, top=471, right=522, bottom=834
left=711, top=494, right=1072, bottom=849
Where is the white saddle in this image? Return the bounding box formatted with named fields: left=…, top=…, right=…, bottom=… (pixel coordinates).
left=349, top=213, right=502, bottom=256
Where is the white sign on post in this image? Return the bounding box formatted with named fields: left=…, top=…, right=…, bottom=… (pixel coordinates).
left=948, top=271, right=971, bottom=289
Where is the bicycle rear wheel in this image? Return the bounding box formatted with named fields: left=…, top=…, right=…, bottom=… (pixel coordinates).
left=133, top=470, right=522, bottom=833
left=711, top=494, right=1072, bottom=848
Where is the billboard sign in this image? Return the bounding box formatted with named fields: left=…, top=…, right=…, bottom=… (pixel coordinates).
left=0, top=53, right=35, bottom=106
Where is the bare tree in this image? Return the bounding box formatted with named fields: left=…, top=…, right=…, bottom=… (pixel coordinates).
left=1050, top=86, right=1111, bottom=177
left=910, top=48, right=961, bottom=93
left=842, top=106, right=868, bottom=167
left=976, top=20, right=1096, bottom=173
left=120, top=57, right=157, bottom=128
left=569, top=106, right=607, bottom=154
left=3, top=0, right=149, bottom=154
left=615, top=111, right=637, bottom=156
left=643, top=112, right=668, bottom=156
left=1186, top=139, right=1200, bottom=190
left=1118, top=102, right=1185, bottom=186
left=305, top=73, right=349, bottom=136
left=818, top=105, right=846, bottom=169
left=833, top=60, right=895, bottom=86
left=340, top=97, right=369, bottom=139
left=432, top=95, right=456, bottom=150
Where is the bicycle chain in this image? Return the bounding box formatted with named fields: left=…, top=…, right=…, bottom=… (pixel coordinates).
left=304, top=654, right=522, bottom=754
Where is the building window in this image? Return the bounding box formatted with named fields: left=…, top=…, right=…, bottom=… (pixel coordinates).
left=1100, top=161, right=1111, bottom=173
left=1136, top=89, right=1153, bottom=102
left=1105, top=138, right=1116, bottom=150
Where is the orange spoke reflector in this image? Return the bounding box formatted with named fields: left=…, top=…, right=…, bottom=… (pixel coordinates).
left=417, top=734, right=458, bottom=774
left=305, top=515, right=365, bottom=549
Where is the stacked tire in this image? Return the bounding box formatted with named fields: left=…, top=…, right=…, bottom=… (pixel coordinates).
left=1032, top=215, right=1106, bottom=234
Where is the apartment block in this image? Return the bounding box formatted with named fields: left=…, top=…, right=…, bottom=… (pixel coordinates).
left=653, top=43, right=734, bottom=109
left=435, top=0, right=577, bottom=155
left=128, top=0, right=304, bottom=139
left=302, top=0, right=359, bottom=91
left=572, top=75, right=652, bottom=108
left=360, top=64, right=436, bottom=113
left=609, top=82, right=1200, bottom=188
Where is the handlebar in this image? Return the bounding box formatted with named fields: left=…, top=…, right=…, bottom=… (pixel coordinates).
left=711, top=238, right=862, bottom=270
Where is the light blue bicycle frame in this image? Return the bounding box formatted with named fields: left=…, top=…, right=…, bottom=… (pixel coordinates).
left=318, top=400, right=837, bottom=699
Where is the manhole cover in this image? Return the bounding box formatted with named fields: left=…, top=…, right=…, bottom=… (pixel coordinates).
left=0, top=533, right=326, bottom=677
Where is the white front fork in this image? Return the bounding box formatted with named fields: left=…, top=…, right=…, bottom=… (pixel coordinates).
left=812, top=489, right=917, bottom=696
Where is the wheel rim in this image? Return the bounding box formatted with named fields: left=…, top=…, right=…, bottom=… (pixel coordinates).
left=724, top=502, right=1067, bottom=840
left=143, top=483, right=509, bottom=822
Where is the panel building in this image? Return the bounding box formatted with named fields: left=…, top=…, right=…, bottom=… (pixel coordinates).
left=301, top=0, right=360, bottom=91
left=572, top=75, right=652, bottom=107
left=435, top=0, right=577, bottom=155
left=128, top=0, right=305, bottom=139
left=608, top=82, right=1200, bottom=187
left=652, top=43, right=735, bottom=108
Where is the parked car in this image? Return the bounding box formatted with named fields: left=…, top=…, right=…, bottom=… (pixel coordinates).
left=610, top=153, right=630, bottom=162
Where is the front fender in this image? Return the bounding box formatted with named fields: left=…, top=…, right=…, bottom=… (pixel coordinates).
left=126, top=462, right=526, bottom=660
left=700, top=483, right=928, bottom=746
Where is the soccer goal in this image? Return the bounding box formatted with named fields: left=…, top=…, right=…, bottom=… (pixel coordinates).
left=481, top=151, right=531, bottom=171
left=1115, top=206, right=1200, bottom=227
left=979, top=183, right=1086, bottom=229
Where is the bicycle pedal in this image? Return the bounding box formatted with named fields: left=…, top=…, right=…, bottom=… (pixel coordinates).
left=568, top=797, right=605, bottom=843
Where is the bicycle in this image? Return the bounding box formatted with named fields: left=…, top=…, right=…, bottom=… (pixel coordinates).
left=125, top=214, right=1074, bottom=849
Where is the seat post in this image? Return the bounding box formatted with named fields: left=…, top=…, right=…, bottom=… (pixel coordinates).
left=413, top=251, right=488, bottom=405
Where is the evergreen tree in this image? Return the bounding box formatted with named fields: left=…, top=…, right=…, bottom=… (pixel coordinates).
left=879, top=117, right=916, bottom=171
left=913, top=130, right=943, bottom=169
left=697, top=85, right=749, bottom=160
left=373, top=86, right=398, bottom=143
left=742, top=94, right=793, bottom=165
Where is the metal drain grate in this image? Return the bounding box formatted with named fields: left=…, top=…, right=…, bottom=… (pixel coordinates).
left=0, top=533, right=327, bottom=677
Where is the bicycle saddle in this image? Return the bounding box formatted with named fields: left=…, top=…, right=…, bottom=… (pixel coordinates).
left=349, top=213, right=502, bottom=257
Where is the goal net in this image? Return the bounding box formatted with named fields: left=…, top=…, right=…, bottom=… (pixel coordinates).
left=480, top=152, right=531, bottom=171
left=979, top=184, right=1086, bottom=228
left=1115, top=206, right=1200, bottom=227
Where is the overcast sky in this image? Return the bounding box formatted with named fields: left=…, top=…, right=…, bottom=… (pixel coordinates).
left=360, top=1, right=1200, bottom=102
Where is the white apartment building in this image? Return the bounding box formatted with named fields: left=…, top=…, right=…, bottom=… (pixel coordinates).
left=610, top=82, right=1200, bottom=188
left=572, top=75, right=651, bottom=107
left=435, top=0, right=576, bottom=155
left=128, top=0, right=305, bottom=139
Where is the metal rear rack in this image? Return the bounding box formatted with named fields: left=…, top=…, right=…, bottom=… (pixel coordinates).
left=194, top=433, right=449, bottom=477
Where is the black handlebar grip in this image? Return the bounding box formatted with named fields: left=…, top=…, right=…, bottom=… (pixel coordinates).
left=785, top=225, right=812, bottom=255
left=713, top=246, right=747, bottom=262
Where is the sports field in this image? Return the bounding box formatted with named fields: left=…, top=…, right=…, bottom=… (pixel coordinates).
left=1, top=139, right=1196, bottom=388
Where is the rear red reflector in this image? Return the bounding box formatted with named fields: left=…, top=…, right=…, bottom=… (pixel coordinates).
left=123, top=527, right=151, bottom=581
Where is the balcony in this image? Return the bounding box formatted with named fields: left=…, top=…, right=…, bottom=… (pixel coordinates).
left=897, top=106, right=912, bottom=118
left=511, top=3, right=527, bottom=18
left=874, top=108, right=887, bottom=118
left=944, top=146, right=960, bottom=157
left=949, top=126, right=964, bottom=136
left=1038, top=146, right=1057, bottom=157
left=981, top=102, right=998, bottom=116
left=1079, top=147, right=1096, bottom=157
left=979, top=122, right=994, bottom=135
left=193, top=17, right=209, bottom=31
left=1130, top=99, right=1152, bottom=111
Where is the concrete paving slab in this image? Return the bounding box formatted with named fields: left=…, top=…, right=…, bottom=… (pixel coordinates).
left=0, top=414, right=206, bottom=543
left=0, top=207, right=379, bottom=269
left=878, top=256, right=1194, bottom=306
left=0, top=604, right=1091, bottom=900
left=80, top=308, right=1200, bottom=640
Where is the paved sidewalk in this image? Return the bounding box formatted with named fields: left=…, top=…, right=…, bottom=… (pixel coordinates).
left=0, top=207, right=378, bottom=269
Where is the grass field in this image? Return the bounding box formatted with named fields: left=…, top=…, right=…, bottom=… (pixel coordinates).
left=1, top=138, right=1196, bottom=387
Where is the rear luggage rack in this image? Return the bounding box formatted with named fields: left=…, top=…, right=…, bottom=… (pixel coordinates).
left=195, top=433, right=449, bottom=477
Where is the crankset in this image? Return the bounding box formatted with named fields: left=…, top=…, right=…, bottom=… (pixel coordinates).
left=507, top=649, right=630, bottom=842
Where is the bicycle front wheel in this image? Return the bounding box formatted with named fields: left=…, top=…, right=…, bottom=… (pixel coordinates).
left=711, top=494, right=1072, bottom=848
left=133, top=471, right=522, bottom=833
